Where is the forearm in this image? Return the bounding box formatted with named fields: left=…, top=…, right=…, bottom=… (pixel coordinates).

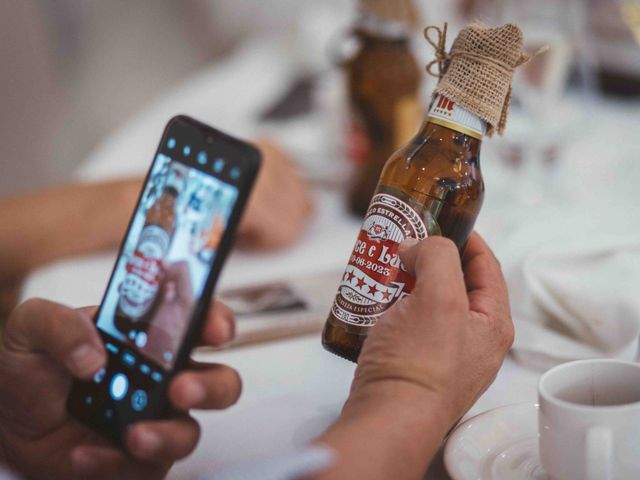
left=0, top=179, right=140, bottom=281
left=312, top=382, right=452, bottom=480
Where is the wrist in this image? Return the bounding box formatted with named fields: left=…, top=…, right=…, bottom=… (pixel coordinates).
left=83, top=179, right=140, bottom=248
left=108, top=179, right=141, bottom=223
left=344, top=379, right=454, bottom=435
left=314, top=381, right=453, bottom=480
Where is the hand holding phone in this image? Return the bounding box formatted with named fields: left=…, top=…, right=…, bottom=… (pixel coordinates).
left=0, top=298, right=241, bottom=479
left=67, top=116, right=260, bottom=444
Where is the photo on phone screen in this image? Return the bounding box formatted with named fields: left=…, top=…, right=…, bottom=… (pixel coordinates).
left=96, top=152, right=238, bottom=370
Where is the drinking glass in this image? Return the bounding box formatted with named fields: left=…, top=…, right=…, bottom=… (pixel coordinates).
left=487, top=0, right=596, bottom=211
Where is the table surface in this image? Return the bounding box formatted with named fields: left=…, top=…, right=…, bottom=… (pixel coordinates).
left=21, top=40, right=640, bottom=479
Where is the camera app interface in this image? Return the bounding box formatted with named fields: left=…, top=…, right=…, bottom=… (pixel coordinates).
left=96, top=149, right=238, bottom=370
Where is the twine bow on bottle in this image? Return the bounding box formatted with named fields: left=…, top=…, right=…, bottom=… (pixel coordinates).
left=424, top=23, right=450, bottom=79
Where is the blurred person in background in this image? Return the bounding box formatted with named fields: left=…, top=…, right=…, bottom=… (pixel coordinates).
left=3, top=0, right=636, bottom=191
left=1, top=0, right=350, bottom=196
left=0, top=1, right=315, bottom=322
left=0, top=139, right=312, bottom=322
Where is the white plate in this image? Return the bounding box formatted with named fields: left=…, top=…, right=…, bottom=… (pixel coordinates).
left=444, top=403, right=548, bottom=480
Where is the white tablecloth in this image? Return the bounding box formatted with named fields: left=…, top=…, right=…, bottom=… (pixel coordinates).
left=21, top=40, right=640, bottom=479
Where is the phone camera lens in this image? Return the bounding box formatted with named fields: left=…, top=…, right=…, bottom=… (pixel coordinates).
left=206, top=135, right=215, bottom=144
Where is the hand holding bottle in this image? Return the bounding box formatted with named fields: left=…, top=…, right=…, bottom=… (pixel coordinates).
left=352, top=233, right=513, bottom=423
left=315, top=233, right=513, bottom=480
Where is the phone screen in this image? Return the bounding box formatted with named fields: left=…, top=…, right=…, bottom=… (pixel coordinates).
left=96, top=144, right=238, bottom=372
left=67, top=117, right=259, bottom=442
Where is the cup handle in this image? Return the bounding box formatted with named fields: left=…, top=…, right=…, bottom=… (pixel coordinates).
left=585, top=426, right=613, bottom=480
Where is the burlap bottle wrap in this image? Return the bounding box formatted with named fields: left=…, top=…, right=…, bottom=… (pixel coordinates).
left=424, top=22, right=541, bottom=136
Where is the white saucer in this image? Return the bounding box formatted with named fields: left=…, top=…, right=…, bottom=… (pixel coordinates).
left=444, top=403, right=548, bottom=480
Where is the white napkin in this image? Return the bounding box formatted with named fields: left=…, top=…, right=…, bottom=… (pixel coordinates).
left=499, top=211, right=640, bottom=371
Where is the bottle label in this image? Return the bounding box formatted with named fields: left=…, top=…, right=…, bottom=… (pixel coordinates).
left=118, top=225, right=171, bottom=319
left=331, top=193, right=427, bottom=327
left=427, top=94, right=486, bottom=139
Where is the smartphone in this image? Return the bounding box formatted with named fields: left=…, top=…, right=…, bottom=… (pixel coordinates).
left=67, top=116, right=260, bottom=444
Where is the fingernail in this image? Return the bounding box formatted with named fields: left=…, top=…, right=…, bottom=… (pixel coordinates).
left=220, top=316, right=234, bottom=342
left=70, top=344, right=104, bottom=376
left=137, top=428, right=162, bottom=456
left=72, top=449, right=96, bottom=474
left=164, top=282, right=177, bottom=302
left=183, top=380, right=206, bottom=406
left=399, top=238, right=419, bottom=251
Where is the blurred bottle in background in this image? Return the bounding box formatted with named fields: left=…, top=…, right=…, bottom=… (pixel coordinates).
left=342, top=0, right=424, bottom=216
left=596, top=0, right=640, bottom=96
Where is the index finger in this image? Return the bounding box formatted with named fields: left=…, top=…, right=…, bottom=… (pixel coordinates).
left=398, top=236, right=467, bottom=308
left=198, top=300, right=235, bottom=347
left=461, top=232, right=508, bottom=316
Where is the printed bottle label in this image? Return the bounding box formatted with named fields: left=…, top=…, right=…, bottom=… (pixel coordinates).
left=119, top=225, right=171, bottom=319
left=331, top=193, right=427, bottom=327
left=427, top=94, right=486, bottom=139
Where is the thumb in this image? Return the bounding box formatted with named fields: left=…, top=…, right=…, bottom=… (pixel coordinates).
left=397, top=238, right=420, bottom=276
left=5, top=299, right=106, bottom=380
left=397, top=236, right=466, bottom=299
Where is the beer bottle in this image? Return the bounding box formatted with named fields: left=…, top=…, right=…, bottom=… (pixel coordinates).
left=344, top=0, right=423, bottom=216
left=323, top=23, right=533, bottom=362
left=115, top=164, right=186, bottom=344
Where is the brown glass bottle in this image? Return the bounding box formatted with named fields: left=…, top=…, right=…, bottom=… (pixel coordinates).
left=345, top=25, right=422, bottom=216
left=323, top=102, right=485, bottom=362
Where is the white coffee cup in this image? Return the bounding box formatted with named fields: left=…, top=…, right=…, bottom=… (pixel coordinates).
left=538, top=359, right=640, bottom=480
